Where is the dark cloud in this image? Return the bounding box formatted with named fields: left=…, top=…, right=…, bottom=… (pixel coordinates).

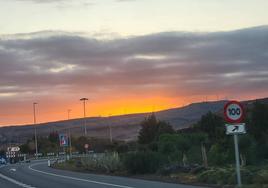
left=0, top=26, right=268, bottom=101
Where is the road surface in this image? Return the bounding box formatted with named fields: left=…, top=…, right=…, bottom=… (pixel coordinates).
left=0, top=161, right=207, bottom=188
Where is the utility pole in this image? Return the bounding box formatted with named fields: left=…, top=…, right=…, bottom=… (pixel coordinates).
left=80, top=98, right=88, bottom=136
left=67, top=109, right=72, bottom=158
left=67, top=109, right=71, bottom=120
left=33, top=102, right=38, bottom=159
left=108, top=114, right=113, bottom=143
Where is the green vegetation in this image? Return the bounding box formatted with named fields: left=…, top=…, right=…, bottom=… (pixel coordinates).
left=138, top=114, right=175, bottom=144
left=19, top=131, right=133, bottom=156
left=80, top=152, right=122, bottom=173
left=26, top=101, right=268, bottom=187
left=122, top=151, right=165, bottom=174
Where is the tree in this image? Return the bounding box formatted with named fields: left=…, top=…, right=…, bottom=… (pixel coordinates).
left=248, top=102, right=268, bottom=143
left=159, top=133, right=204, bottom=166
left=248, top=101, right=268, bottom=158
left=207, top=144, right=232, bottom=166
left=48, top=131, right=59, bottom=143
left=239, top=135, right=257, bottom=166
left=138, top=114, right=175, bottom=145
left=194, top=111, right=225, bottom=145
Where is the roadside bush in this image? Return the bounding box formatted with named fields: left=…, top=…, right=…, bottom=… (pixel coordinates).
left=253, top=169, right=268, bottom=184
left=197, top=167, right=255, bottom=185
left=208, top=144, right=232, bottom=166
left=187, top=146, right=203, bottom=165
left=197, top=168, right=233, bottom=184
left=81, top=152, right=122, bottom=173
left=239, top=135, right=258, bottom=165
left=122, top=151, right=165, bottom=174
left=115, top=143, right=129, bottom=153
left=241, top=185, right=268, bottom=188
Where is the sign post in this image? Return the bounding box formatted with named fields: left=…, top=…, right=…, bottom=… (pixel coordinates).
left=224, top=101, right=246, bottom=187
left=233, top=134, right=241, bottom=186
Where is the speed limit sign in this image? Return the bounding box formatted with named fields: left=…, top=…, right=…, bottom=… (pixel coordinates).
left=224, top=101, right=244, bottom=123
left=224, top=100, right=245, bottom=187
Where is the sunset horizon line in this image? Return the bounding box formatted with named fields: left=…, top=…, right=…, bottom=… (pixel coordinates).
left=2, top=96, right=266, bottom=128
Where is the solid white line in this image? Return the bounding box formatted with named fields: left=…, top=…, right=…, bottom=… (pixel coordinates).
left=29, top=163, right=135, bottom=188
left=0, top=173, right=36, bottom=188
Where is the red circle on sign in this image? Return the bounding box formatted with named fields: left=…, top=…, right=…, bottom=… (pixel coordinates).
left=224, top=101, right=245, bottom=123
left=84, top=144, right=89, bottom=149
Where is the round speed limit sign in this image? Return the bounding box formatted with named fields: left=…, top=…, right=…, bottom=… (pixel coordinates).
left=224, top=101, right=244, bottom=123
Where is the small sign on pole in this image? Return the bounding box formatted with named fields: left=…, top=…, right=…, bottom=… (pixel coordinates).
left=225, top=123, right=246, bottom=135
left=7, top=147, right=20, bottom=152
left=59, top=133, right=69, bottom=147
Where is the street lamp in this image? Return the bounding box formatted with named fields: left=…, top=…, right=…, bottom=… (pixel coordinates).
left=80, top=98, right=88, bottom=136
left=67, top=109, right=72, bottom=158
left=67, top=109, right=71, bottom=120
left=108, top=114, right=113, bottom=143
left=33, top=102, right=38, bottom=159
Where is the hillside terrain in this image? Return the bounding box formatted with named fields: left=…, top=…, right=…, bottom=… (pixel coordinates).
left=0, top=98, right=267, bottom=144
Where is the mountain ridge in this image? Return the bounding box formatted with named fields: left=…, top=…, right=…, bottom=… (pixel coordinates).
left=0, top=98, right=267, bottom=144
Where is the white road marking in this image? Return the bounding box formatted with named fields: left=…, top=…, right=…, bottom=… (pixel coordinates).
left=29, top=163, right=135, bottom=188
left=0, top=173, right=36, bottom=188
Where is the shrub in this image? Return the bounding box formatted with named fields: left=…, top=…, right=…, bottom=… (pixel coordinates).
left=253, top=169, right=268, bottom=184
left=197, top=167, right=256, bottom=185
left=81, top=152, right=122, bottom=173
left=122, top=151, right=165, bottom=174
left=208, top=144, right=232, bottom=166
left=187, top=146, right=203, bottom=165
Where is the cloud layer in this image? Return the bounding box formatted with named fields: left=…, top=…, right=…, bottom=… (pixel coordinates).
left=0, top=26, right=268, bottom=124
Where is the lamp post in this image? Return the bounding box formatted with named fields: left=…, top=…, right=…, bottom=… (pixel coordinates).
left=108, top=114, right=113, bottom=143
left=80, top=98, right=88, bottom=136
left=33, top=102, right=38, bottom=159
left=67, top=109, right=71, bottom=120
left=67, top=109, right=72, bottom=158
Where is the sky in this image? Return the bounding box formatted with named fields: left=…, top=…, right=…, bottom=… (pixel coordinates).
left=0, top=0, right=268, bottom=126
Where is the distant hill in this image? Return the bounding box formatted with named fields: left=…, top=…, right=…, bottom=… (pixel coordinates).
left=0, top=98, right=267, bottom=144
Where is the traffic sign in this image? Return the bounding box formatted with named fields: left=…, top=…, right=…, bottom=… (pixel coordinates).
left=59, top=133, right=69, bottom=147
left=224, top=101, right=244, bottom=123
left=7, top=147, right=20, bottom=152
left=225, top=123, right=246, bottom=135
left=224, top=101, right=245, bottom=187
left=84, top=144, right=89, bottom=149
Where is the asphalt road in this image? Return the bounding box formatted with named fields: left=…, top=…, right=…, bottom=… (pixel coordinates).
left=0, top=161, right=207, bottom=188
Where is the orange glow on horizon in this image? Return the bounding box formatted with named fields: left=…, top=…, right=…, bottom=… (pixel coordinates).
left=0, top=96, right=184, bottom=126
left=0, top=93, right=262, bottom=127
left=87, top=96, right=179, bottom=117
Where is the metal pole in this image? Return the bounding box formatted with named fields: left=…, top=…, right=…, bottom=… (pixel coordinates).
left=67, top=109, right=71, bottom=120
left=80, top=98, right=88, bottom=136
left=83, top=100, right=87, bottom=135
left=234, top=134, right=242, bottom=187
left=33, top=102, right=38, bottom=159
left=68, top=128, right=72, bottom=158
left=108, top=115, right=113, bottom=143
left=67, top=109, right=72, bottom=158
